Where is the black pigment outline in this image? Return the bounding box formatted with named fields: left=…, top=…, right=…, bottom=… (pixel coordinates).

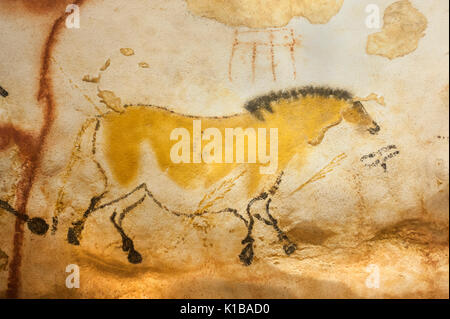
left=360, top=145, right=400, bottom=172
left=6, top=85, right=380, bottom=265
left=65, top=170, right=295, bottom=266
left=0, top=199, right=48, bottom=235
left=0, top=85, right=8, bottom=98
left=244, top=86, right=353, bottom=121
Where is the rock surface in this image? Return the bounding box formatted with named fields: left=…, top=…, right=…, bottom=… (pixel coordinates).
left=0, top=0, right=448, bottom=298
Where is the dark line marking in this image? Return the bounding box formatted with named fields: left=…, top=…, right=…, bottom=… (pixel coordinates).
left=66, top=171, right=291, bottom=266
left=0, top=85, right=8, bottom=97
left=7, top=0, right=87, bottom=298
left=261, top=198, right=296, bottom=255
left=0, top=199, right=49, bottom=236
left=360, top=145, right=400, bottom=172
left=244, top=86, right=353, bottom=120
left=110, top=211, right=142, bottom=264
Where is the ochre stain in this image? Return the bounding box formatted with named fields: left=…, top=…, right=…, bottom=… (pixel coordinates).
left=4, top=0, right=86, bottom=298
left=290, top=152, right=347, bottom=195
left=366, top=0, right=428, bottom=60
left=2, top=0, right=74, bottom=15
left=186, top=0, right=344, bottom=28
left=102, top=95, right=368, bottom=198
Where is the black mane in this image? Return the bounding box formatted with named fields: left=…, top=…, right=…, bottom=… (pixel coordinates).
left=244, top=86, right=353, bottom=120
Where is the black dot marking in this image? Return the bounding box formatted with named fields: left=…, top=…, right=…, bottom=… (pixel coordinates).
left=27, top=217, right=49, bottom=235
left=0, top=85, right=8, bottom=98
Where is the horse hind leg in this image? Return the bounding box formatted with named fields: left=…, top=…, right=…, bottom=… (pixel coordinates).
left=110, top=210, right=142, bottom=264
left=109, top=194, right=147, bottom=264
left=239, top=192, right=269, bottom=266
left=256, top=198, right=297, bottom=256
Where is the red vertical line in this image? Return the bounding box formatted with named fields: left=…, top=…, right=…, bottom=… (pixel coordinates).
left=251, top=42, right=257, bottom=83
left=228, top=30, right=239, bottom=82
left=7, top=0, right=86, bottom=298
left=290, top=28, right=297, bottom=80
left=269, top=30, right=276, bottom=81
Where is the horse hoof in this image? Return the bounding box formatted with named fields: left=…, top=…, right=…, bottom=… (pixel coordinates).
left=128, top=250, right=142, bottom=264
left=239, top=243, right=254, bottom=266
left=283, top=243, right=297, bottom=255
left=122, top=237, right=133, bottom=252
left=67, top=227, right=80, bottom=245
left=27, top=217, right=49, bottom=236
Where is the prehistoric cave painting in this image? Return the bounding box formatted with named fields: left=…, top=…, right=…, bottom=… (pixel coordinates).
left=120, top=48, right=135, bottom=56
left=366, top=0, right=428, bottom=60
left=0, top=85, right=8, bottom=98
left=229, top=28, right=300, bottom=83
left=290, top=153, right=347, bottom=195
left=352, top=93, right=386, bottom=107
left=82, top=74, right=101, bottom=83
left=138, top=62, right=150, bottom=69
left=360, top=145, right=400, bottom=172
left=0, top=199, right=49, bottom=236
left=100, top=59, right=111, bottom=71
left=66, top=173, right=294, bottom=265
left=186, top=0, right=344, bottom=28
left=0, top=0, right=446, bottom=299
left=53, top=84, right=380, bottom=265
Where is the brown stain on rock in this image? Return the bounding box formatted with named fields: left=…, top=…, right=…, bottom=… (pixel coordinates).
left=162, top=265, right=359, bottom=298
left=0, top=249, right=8, bottom=271
left=286, top=222, right=336, bottom=245
left=366, top=0, right=428, bottom=60
left=2, top=0, right=73, bottom=15
left=186, top=0, right=344, bottom=28
left=371, top=219, right=449, bottom=246
left=3, top=0, right=86, bottom=298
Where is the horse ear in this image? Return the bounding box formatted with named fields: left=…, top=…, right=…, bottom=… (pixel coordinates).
left=343, top=101, right=366, bottom=123
left=353, top=101, right=366, bottom=109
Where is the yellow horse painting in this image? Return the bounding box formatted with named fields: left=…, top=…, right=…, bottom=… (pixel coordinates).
left=55, top=86, right=380, bottom=265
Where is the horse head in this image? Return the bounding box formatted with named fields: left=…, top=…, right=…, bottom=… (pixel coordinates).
left=342, top=101, right=380, bottom=135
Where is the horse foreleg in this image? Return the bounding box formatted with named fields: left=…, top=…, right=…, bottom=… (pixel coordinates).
left=67, top=183, right=149, bottom=246
left=255, top=198, right=297, bottom=256
left=67, top=192, right=107, bottom=245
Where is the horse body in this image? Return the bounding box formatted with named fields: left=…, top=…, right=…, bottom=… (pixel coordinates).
left=52, top=86, right=380, bottom=265
left=100, top=89, right=363, bottom=198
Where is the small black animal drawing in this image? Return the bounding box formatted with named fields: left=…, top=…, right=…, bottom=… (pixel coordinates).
left=360, top=145, right=400, bottom=172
